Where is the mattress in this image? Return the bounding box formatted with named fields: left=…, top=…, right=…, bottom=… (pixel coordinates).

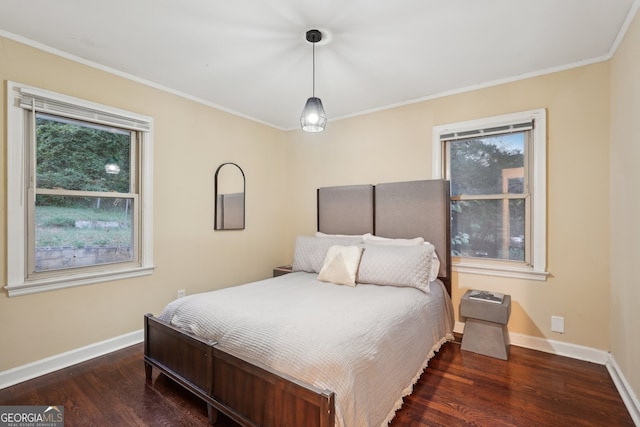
left=159, top=271, right=454, bottom=427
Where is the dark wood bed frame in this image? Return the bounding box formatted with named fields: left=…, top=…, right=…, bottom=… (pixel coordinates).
left=144, top=179, right=451, bottom=426
left=144, top=314, right=334, bottom=426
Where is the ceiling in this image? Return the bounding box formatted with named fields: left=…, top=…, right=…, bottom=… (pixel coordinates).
left=0, top=0, right=637, bottom=130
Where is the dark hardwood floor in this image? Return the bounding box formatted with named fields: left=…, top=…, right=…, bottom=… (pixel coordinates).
left=0, top=341, right=633, bottom=426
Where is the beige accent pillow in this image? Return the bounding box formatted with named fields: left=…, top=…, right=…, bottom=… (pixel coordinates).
left=317, top=245, right=364, bottom=287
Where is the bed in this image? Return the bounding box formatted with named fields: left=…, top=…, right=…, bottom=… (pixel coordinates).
left=144, top=179, right=453, bottom=427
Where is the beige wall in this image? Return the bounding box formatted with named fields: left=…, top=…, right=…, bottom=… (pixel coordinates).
left=286, top=63, right=612, bottom=351
left=610, top=9, right=640, bottom=407
left=0, top=37, right=290, bottom=370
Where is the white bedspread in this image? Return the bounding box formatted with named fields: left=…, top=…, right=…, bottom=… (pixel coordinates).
left=159, top=272, right=454, bottom=427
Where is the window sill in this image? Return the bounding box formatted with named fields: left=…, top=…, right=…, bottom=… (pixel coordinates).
left=4, top=265, right=156, bottom=297
left=453, top=262, right=548, bottom=281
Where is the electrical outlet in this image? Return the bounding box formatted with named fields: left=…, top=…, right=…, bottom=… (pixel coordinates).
left=177, top=289, right=186, bottom=298
left=551, top=316, right=565, bottom=333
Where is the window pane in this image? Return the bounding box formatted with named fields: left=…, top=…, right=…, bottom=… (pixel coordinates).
left=452, top=199, right=525, bottom=261
left=449, top=133, right=525, bottom=196
left=35, top=195, right=134, bottom=272
left=36, top=113, right=131, bottom=193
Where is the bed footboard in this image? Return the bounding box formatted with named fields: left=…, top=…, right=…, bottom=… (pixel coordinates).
left=144, top=314, right=335, bottom=427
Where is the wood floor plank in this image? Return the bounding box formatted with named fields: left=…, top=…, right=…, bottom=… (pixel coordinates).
left=0, top=341, right=633, bottom=426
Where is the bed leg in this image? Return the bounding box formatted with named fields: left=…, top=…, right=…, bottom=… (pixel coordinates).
left=144, top=361, right=152, bottom=383
left=207, top=404, right=218, bottom=425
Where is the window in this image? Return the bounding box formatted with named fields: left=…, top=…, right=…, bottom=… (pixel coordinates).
left=6, top=82, right=154, bottom=296
left=433, top=109, right=547, bottom=280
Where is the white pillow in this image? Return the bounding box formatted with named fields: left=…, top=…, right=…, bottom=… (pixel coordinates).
left=430, top=251, right=441, bottom=282
left=362, top=233, right=425, bottom=246
left=362, top=234, right=440, bottom=281
left=292, top=236, right=363, bottom=273
left=317, top=245, right=364, bottom=286
left=315, top=232, right=364, bottom=241
left=357, top=243, right=435, bottom=293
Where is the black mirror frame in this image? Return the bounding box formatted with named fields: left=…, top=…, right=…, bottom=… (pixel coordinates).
left=214, top=162, right=246, bottom=230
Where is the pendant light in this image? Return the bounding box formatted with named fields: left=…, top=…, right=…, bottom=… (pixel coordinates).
left=300, top=29, right=327, bottom=132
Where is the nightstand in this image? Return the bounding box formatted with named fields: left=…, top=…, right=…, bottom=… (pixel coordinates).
left=273, top=265, right=293, bottom=277
left=460, top=290, right=511, bottom=360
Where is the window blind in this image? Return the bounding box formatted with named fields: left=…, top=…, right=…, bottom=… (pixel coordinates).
left=440, top=120, right=533, bottom=142
left=19, top=88, right=151, bottom=131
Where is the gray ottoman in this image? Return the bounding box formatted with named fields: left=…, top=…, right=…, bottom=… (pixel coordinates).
left=460, top=290, right=511, bottom=360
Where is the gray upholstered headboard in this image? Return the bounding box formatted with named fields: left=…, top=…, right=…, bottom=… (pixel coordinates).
left=317, top=184, right=374, bottom=235
left=317, top=179, right=451, bottom=294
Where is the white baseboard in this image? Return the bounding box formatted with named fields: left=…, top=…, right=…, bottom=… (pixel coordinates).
left=606, top=353, right=640, bottom=426
left=508, top=331, right=610, bottom=364
left=454, top=321, right=608, bottom=363
left=0, top=329, right=144, bottom=389
left=455, top=321, right=640, bottom=425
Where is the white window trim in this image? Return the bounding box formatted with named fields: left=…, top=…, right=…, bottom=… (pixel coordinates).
left=5, top=81, right=155, bottom=297
left=432, top=108, right=548, bottom=281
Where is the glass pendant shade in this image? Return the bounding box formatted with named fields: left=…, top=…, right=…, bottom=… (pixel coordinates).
left=300, top=96, right=327, bottom=132
left=105, top=162, right=120, bottom=174
left=301, top=29, right=326, bottom=132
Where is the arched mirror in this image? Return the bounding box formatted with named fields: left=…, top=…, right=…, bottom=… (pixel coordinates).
left=214, top=163, right=245, bottom=230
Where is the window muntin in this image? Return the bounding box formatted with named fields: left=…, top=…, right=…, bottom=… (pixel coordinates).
left=6, top=81, right=154, bottom=296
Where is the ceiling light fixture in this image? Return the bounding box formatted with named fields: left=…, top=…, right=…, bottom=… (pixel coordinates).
left=300, top=29, right=327, bottom=132
left=105, top=161, right=120, bottom=174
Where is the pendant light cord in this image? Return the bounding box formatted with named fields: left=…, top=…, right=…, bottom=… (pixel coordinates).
left=312, top=42, right=316, bottom=98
